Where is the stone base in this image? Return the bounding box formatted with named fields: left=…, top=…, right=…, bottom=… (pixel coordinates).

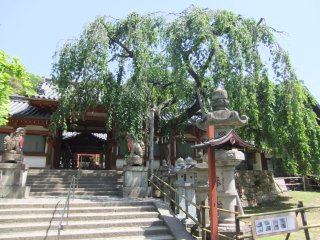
left=122, top=186, right=149, bottom=198
left=0, top=162, right=28, bottom=186
left=2, top=152, right=24, bottom=163
left=122, top=166, right=149, bottom=198
left=0, top=162, right=29, bottom=198
left=218, top=221, right=250, bottom=240
left=123, top=166, right=148, bottom=187
left=0, top=186, right=30, bottom=198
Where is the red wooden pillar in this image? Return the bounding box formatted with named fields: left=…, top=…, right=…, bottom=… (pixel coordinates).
left=53, top=130, right=62, bottom=169
left=207, top=125, right=218, bottom=240
left=46, top=136, right=53, bottom=168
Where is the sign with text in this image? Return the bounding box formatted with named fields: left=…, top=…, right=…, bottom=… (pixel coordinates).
left=252, top=212, right=298, bottom=238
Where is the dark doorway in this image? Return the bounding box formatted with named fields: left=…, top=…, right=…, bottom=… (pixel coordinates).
left=60, top=132, right=108, bottom=169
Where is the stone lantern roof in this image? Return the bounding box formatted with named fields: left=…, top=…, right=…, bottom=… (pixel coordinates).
left=193, top=129, right=254, bottom=150
left=195, top=88, right=248, bottom=131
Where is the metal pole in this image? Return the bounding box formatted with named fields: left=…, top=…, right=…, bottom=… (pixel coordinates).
left=207, top=125, right=218, bottom=240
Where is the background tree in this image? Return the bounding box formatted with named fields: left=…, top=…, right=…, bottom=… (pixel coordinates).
left=0, top=49, right=28, bottom=125
left=10, top=72, right=43, bottom=96
left=51, top=7, right=320, bottom=176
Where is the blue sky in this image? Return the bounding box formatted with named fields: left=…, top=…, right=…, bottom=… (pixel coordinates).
left=1, top=0, right=319, bottom=102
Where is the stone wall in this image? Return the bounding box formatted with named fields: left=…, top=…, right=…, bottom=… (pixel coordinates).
left=235, top=170, right=278, bottom=207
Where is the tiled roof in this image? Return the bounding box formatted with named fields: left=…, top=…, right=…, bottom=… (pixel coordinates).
left=63, top=132, right=108, bottom=141
left=9, top=96, right=51, bottom=119
left=193, top=129, right=254, bottom=149
left=33, top=78, right=59, bottom=100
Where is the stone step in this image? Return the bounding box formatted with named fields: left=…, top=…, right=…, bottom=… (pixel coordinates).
left=92, top=235, right=175, bottom=240
left=27, top=182, right=122, bottom=187
left=0, top=198, right=187, bottom=240
left=28, top=183, right=122, bottom=188
left=0, top=211, right=160, bottom=223
left=26, top=169, right=123, bottom=197
left=28, top=169, right=122, bottom=172
left=27, top=173, right=122, bottom=177
left=0, top=200, right=154, bottom=209
left=0, top=218, right=164, bottom=232
left=0, top=225, right=170, bottom=240
left=29, top=186, right=121, bottom=191
left=0, top=170, right=179, bottom=239
left=27, top=180, right=122, bottom=183
left=29, top=190, right=120, bottom=197
left=27, top=176, right=122, bottom=180
left=0, top=205, right=156, bottom=215
left=27, top=170, right=122, bottom=176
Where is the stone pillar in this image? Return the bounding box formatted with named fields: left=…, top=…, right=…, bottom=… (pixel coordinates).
left=253, top=152, right=263, bottom=170
left=122, top=166, right=149, bottom=198
left=193, top=163, right=210, bottom=225
left=215, top=149, right=244, bottom=230
left=0, top=162, right=30, bottom=198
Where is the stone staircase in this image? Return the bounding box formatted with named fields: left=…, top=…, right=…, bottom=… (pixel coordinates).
left=0, top=199, right=178, bottom=240
left=0, top=169, right=193, bottom=240
left=27, top=169, right=123, bottom=197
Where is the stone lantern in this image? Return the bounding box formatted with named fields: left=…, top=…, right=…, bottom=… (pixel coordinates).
left=173, top=157, right=197, bottom=224
left=194, top=88, right=254, bottom=237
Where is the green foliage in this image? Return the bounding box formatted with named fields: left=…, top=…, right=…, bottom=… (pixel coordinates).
left=51, top=6, right=320, bottom=175
left=10, top=72, right=43, bottom=96
left=26, top=72, right=43, bottom=93
left=0, top=49, right=28, bottom=125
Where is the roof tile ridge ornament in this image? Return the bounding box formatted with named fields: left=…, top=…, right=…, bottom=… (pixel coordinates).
left=195, top=88, right=249, bottom=130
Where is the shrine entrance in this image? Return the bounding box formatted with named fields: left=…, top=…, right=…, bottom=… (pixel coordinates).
left=58, top=132, right=115, bottom=170
left=77, top=153, right=101, bottom=170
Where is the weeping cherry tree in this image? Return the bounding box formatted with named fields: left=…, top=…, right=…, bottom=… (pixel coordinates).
left=51, top=6, right=320, bottom=176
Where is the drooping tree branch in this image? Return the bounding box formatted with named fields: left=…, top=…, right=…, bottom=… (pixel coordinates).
left=109, top=36, right=134, bottom=58
left=153, top=97, right=177, bottom=117
left=100, top=21, right=134, bottom=58
left=200, top=48, right=215, bottom=75
left=182, top=52, right=201, bottom=88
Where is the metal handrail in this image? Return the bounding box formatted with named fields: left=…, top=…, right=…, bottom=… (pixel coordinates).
left=151, top=174, right=320, bottom=240
left=149, top=178, right=201, bottom=226
left=58, top=175, right=77, bottom=239
left=151, top=174, right=200, bottom=210
left=149, top=174, right=236, bottom=240
left=237, top=205, right=320, bottom=220
left=151, top=174, right=236, bottom=214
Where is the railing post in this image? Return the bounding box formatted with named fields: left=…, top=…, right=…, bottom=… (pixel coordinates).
left=298, top=201, right=310, bottom=240
left=201, top=201, right=206, bottom=240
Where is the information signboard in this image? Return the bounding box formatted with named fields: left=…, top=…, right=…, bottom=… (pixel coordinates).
left=252, top=212, right=298, bottom=238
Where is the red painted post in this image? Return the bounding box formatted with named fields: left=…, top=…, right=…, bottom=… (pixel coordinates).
left=207, top=125, right=218, bottom=240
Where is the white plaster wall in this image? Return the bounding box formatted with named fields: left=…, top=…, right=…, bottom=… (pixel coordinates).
left=25, top=156, right=46, bottom=168
left=0, top=155, right=46, bottom=168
